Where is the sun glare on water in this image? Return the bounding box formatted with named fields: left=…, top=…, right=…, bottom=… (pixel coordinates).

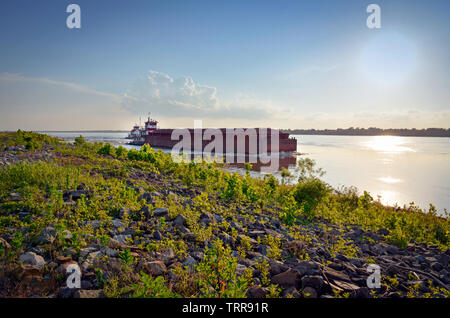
left=378, top=176, right=401, bottom=184
left=364, top=136, right=415, bottom=153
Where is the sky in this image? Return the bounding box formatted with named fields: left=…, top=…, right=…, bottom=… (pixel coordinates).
left=0, top=0, right=449, bottom=130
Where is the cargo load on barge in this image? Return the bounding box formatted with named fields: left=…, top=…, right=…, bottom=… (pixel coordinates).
left=128, top=114, right=297, bottom=154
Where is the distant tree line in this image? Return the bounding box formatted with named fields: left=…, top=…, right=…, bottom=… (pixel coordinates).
left=282, top=127, right=450, bottom=137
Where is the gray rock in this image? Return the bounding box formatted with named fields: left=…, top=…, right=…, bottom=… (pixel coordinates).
left=101, top=247, right=118, bottom=257
left=173, top=214, right=187, bottom=228
left=36, top=226, right=56, bottom=245
left=183, top=256, right=197, bottom=268
left=218, top=232, right=234, bottom=246
left=19, top=251, right=45, bottom=268
left=110, top=219, right=124, bottom=228
left=377, top=228, right=390, bottom=236
left=144, top=260, right=167, bottom=276
left=160, top=248, right=175, bottom=264
left=431, top=262, right=443, bottom=272
left=112, top=234, right=131, bottom=245
left=152, top=208, right=169, bottom=217
left=85, top=220, right=101, bottom=228
left=190, top=251, right=204, bottom=261
left=386, top=245, right=400, bottom=254
left=80, top=246, right=98, bottom=258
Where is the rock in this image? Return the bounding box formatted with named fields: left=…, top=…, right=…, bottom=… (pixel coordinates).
left=85, top=220, right=101, bottom=228
left=19, top=252, right=45, bottom=268
left=110, top=219, right=124, bottom=228
left=139, top=193, right=153, bottom=203
left=293, top=261, right=321, bottom=276
left=386, top=245, right=400, bottom=254
left=377, top=228, right=390, bottom=236
left=173, top=214, right=187, bottom=228
left=332, top=280, right=360, bottom=291
left=160, top=248, right=176, bottom=264
left=214, top=214, right=224, bottom=223
left=268, top=259, right=289, bottom=276
left=301, top=275, right=324, bottom=292
left=55, top=255, right=72, bottom=264
left=416, top=255, right=426, bottom=264
left=323, top=267, right=351, bottom=283
left=302, top=286, right=318, bottom=298
left=371, top=244, right=384, bottom=255
left=153, top=230, right=163, bottom=240
left=101, top=247, right=119, bottom=257
left=144, top=260, right=167, bottom=276
left=58, top=287, right=74, bottom=298
left=431, top=262, right=444, bottom=272
left=183, top=256, right=197, bottom=268
left=73, top=290, right=105, bottom=298
left=271, top=269, right=300, bottom=288
left=9, top=193, right=21, bottom=201
left=36, top=226, right=56, bottom=245
left=152, top=208, right=169, bottom=217
left=80, top=246, right=98, bottom=258
left=199, top=212, right=214, bottom=225
left=218, top=232, right=234, bottom=246
left=190, top=251, right=204, bottom=261
left=112, top=234, right=131, bottom=245
left=246, top=285, right=268, bottom=298
left=351, top=287, right=371, bottom=298
left=282, top=287, right=301, bottom=298
left=286, top=240, right=306, bottom=254
left=65, top=190, right=90, bottom=201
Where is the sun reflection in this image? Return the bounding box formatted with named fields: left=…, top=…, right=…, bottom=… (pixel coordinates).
left=378, top=176, right=401, bottom=184
left=364, top=136, right=415, bottom=153
left=377, top=190, right=398, bottom=206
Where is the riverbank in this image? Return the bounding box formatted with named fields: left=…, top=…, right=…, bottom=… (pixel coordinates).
left=0, top=131, right=448, bottom=298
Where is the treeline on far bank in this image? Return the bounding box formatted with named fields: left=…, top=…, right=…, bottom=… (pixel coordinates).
left=282, top=127, right=450, bottom=137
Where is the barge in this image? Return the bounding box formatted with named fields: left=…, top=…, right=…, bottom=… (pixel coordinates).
left=128, top=114, right=297, bottom=154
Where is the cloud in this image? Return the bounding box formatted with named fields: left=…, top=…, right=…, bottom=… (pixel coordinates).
left=122, top=70, right=277, bottom=121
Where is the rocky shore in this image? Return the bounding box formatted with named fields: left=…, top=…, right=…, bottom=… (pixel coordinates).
left=0, top=133, right=448, bottom=298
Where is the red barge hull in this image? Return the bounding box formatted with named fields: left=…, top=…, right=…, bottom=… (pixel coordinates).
left=142, top=128, right=297, bottom=154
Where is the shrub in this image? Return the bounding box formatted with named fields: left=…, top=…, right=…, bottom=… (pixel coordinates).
left=293, top=178, right=330, bottom=219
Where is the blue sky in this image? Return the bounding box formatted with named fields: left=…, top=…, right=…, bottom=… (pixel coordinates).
left=0, top=0, right=449, bottom=130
